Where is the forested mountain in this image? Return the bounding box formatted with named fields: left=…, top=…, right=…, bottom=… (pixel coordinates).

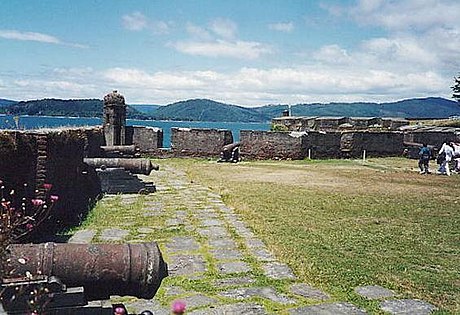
left=254, top=97, right=460, bottom=119
left=1, top=97, right=459, bottom=122
left=0, top=99, right=17, bottom=107
left=0, top=98, right=149, bottom=119
left=130, top=104, right=161, bottom=115
left=150, top=99, right=269, bottom=122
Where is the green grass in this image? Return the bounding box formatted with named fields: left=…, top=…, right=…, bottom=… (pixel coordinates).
left=157, top=157, right=460, bottom=314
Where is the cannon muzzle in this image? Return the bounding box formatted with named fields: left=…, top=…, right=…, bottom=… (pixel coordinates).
left=5, top=242, right=168, bottom=300
left=218, top=142, right=241, bottom=163
left=84, top=158, right=159, bottom=175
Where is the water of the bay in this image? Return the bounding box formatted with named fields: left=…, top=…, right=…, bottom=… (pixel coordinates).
left=0, top=115, right=270, bottom=147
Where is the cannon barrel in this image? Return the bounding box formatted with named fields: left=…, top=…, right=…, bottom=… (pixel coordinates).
left=101, top=145, right=140, bottom=158
left=403, top=141, right=436, bottom=149
left=5, top=242, right=168, bottom=300
left=222, top=142, right=240, bottom=152
left=84, top=158, right=159, bottom=175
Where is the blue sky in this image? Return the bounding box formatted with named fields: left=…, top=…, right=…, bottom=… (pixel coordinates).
left=0, top=0, right=459, bottom=106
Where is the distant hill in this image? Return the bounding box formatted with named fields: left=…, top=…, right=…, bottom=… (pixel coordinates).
left=0, top=99, right=17, bottom=107
left=0, top=98, right=150, bottom=119
left=151, top=99, right=270, bottom=122
left=255, top=97, right=460, bottom=119
left=130, top=104, right=161, bottom=115
left=1, top=96, right=459, bottom=122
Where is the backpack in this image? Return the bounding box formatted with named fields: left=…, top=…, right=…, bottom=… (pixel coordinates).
left=437, top=152, right=446, bottom=164
left=420, top=147, right=430, bottom=159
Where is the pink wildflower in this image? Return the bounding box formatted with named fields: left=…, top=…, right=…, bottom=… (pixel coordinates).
left=26, top=223, right=34, bottom=230
left=1, top=201, right=11, bottom=208
left=50, top=195, right=59, bottom=202
left=43, top=183, right=53, bottom=190
left=171, top=300, right=186, bottom=314
left=31, top=199, right=45, bottom=207
left=114, top=306, right=126, bottom=315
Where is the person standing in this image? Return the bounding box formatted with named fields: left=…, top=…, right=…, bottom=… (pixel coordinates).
left=418, top=143, right=431, bottom=174
left=438, top=141, right=454, bottom=176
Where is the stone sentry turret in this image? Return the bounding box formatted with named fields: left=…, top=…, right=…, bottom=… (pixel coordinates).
left=103, top=90, right=126, bottom=146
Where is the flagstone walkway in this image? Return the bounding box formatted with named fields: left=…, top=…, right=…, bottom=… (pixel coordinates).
left=68, top=165, right=437, bottom=314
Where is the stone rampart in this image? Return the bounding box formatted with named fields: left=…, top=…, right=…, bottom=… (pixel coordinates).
left=126, top=126, right=163, bottom=152
left=341, top=131, right=405, bottom=157
left=239, top=130, right=405, bottom=159
left=306, top=131, right=342, bottom=158
left=272, top=116, right=409, bottom=131
left=0, top=127, right=102, bottom=236
left=403, top=127, right=460, bottom=147
left=240, top=130, right=307, bottom=160
left=171, top=127, right=233, bottom=157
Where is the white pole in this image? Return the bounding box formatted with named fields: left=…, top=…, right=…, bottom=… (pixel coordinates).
left=308, top=148, right=311, bottom=160
left=363, top=150, right=366, bottom=162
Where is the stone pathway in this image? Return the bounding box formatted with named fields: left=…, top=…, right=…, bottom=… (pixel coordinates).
left=68, top=165, right=438, bottom=314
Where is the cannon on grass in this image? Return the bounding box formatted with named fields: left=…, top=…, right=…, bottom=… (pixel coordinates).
left=217, top=142, right=240, bottom=163
left=1, top=242, right=168, bottom=314
left=84, top=158, right=159, bottom=175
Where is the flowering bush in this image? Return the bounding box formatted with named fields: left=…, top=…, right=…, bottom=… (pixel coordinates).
left=0, top=181, right=58, bottom=243
left=0, top=179, right=58, bottom=313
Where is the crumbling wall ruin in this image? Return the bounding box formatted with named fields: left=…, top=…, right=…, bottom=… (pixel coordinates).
left=171, top=127, right=233, bottom=157
left=403, top=127, right=460, bottom=147
left=340, top=131, right=404, bottom=157
left=239, top=129, right=410, bottom=160
left=126, top=126, right=163, bottom=152
left=240, top=130, right=307, bottom=160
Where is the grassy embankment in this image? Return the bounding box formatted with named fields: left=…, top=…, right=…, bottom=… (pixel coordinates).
left=160, top=157, right=459, bottom=314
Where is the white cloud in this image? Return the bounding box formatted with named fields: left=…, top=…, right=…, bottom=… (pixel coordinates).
left=0, top=60, right=451, bottom=105
left=171, top=39, right=272, bottom=59
left=122, top=12, right=148, bottom=31
left=150, top=21, right=171, bottom=35
left=268, top=22, right=294, bottom=33
left=172, top=18, right=271, bottom=60
left=186, top=23, right=212, bottom=40
left=209, top=18, right=237, bottom=39
left=122, top=12, right=171, bottom=35
left=313, top=45, right=351, bottom=64
left=10, top=79, right=97, bottom=100
left=0, top=29, right=87, bottom=48
left=0, top=29, right=60, bottom=43
left=97, top=65, right=448, bottom=105
left=351, top=0, right=460, bottom=31
left=316, top=0, right=460, bottom=91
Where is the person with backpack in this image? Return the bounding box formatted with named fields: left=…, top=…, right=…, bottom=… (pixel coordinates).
left=418, top=143, right=431, bottom=174
left=437, top=141, right=454, bottom=176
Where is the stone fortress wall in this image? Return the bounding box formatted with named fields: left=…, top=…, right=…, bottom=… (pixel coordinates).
left=1, top=90, right=459, bottom=236
left=0, top=127, right=103, bottom=234
left=100, top=90, right=460, bottom=159
left=2, top=123, right=457, bottom=217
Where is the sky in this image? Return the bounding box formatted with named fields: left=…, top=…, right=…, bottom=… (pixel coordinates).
left=0, top=0, right=459, bottom=107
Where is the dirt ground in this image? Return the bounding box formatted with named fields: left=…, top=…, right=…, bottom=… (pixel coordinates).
left=216, top=159, right=455, bottom=197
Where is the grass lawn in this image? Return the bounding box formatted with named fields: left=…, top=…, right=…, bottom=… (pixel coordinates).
left=156, top=157, right=460, bottom=314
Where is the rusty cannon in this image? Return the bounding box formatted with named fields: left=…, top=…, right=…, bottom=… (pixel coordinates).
left=84, top=157, right=159, bottom=175
left=100, top=145, right=140, bottom=158
left=218, top=142, right=240, bottom=163
left=3, top=242, right=168, bottom=301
